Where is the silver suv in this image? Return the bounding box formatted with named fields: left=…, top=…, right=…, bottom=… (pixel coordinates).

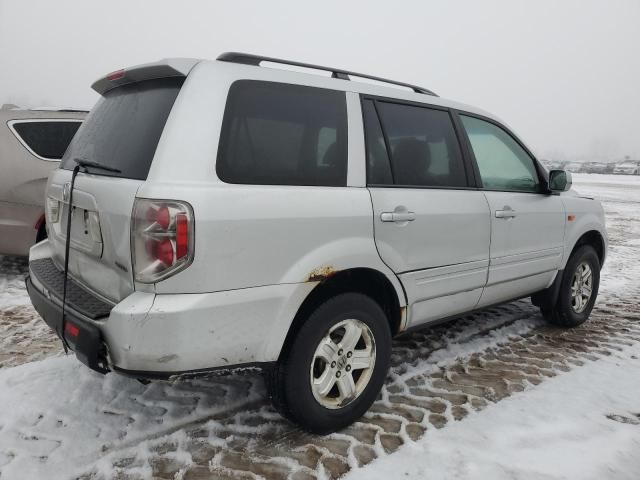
left=0, top=105, right=84, bottom=255
left=27, top=53, right=607, bottom=433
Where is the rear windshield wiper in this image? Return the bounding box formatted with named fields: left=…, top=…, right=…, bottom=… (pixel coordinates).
left=58, top=157, right=120, bottom=352
left=73, top=158, right=122, bottom=174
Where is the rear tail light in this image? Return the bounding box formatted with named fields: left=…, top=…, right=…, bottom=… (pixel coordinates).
left=64, top=322, right=80, bottom=338
left=131, top=199, right=194, bottom=283
left=46, top=196, right=60, bottom=224
left=106, top=69, right=125, bottom=81
left=87, top=211, right=102, bottom=242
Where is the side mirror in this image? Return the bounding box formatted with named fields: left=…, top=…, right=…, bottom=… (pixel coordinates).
left=548, top=169, right=572, bottom=193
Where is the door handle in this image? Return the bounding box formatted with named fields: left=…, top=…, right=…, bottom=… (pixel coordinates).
left=381, top=211, right=416, bottom=222
left=495, top=206, right=516, bottom=218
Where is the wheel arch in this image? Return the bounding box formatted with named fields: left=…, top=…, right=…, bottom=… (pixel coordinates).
left=568, top=229, right=606, bottom=267
left=276, top=267, right=407, bottom=362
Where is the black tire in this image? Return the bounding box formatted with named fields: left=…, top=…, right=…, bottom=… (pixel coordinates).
left=267, top=293, right=392, bottom=434
left=544, top=245, right=600, bottom=327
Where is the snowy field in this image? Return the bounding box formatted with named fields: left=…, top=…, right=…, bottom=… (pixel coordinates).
left=0, top=173, right=638, bottom=480
left=350, top=173, right=640, bottom=480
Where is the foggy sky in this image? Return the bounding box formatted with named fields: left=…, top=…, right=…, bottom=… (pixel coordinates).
left=1, top=0, right=638, bottom=161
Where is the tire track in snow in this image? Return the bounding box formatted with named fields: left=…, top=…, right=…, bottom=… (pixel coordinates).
left=1, top=175, right=639, bottom=479
left=75, top=300, right=640, bottom=480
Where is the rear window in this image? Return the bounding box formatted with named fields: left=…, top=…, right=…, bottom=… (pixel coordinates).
left=61, top=77, right=183, bottom=179
left=216, top=80, right=348, bottom=186
left=11, top=121, right=81, bottom=160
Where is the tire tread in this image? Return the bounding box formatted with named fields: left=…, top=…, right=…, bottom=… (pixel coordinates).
left=266, top=292, right=391, bottom=433
left=544, top=245, right=600, bottom=328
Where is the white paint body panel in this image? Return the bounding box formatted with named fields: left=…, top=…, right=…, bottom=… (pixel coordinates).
left=46, top=170, right=142, bottom=302
left=104, top=283, right=316, bottom=372
left=478, top=191, right=566, bottom=307
left=368, top=187, right=491, bottom=328
left=560, top=193, right=608, bottom=267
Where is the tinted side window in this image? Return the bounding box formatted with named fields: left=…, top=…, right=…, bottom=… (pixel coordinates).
left=362, top=100, right=392, bottom=184
left=376, top=102, right=467, bottom=187
left=461, top=115, right=539, bottom=193
left=217, top=81, right=348, bottom=187
left=12, top=121, right=81, bottom=160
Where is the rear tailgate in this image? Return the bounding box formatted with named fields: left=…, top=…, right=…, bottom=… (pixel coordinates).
left=45, top=60, right=197, bottom=302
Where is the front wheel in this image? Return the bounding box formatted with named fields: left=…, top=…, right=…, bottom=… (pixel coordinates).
left=543, top=245, right=600, bottom=327
left=267, top=293, right=391, bottom=434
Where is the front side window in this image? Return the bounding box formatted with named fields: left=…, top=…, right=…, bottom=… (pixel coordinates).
left=372, top=101, right=467, bottom=188
left=11, top=121, right=81, bottom=160
left=217, top=81, right=348, bottom=186
left=461, top=115, right=539, bottom=192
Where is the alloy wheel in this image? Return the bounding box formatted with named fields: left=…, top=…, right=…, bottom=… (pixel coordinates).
left=309, top=318, right=376, bottom=409
left=570, top=261, right=593, bottom=313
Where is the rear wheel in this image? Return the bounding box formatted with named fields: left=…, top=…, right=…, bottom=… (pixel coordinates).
left=542, top=245, right=600, bottom=327
left=267, top=293, right=391, bottom=434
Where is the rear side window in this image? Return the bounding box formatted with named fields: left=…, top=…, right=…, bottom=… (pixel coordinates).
left=368, top=101, right=467, bottom=187
left=11, top=121, right=81, bottom=160
left=61, top=77, right=183, bottom=179
left=217, top=81, right=348, bottom=186
left=362, top=100, right=393, bottom=184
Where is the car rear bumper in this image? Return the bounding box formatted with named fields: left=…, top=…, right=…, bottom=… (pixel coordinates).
left=100, top=282, right=314, bottom=375
left=27, top=249, right=315, bottom=377
left=26, top=276, right=108, bottom=372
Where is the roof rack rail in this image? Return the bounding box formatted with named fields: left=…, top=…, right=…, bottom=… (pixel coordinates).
left=217, top=52, right=438, bottom=97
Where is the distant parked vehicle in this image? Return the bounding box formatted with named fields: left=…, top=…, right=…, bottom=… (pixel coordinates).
left=564, top=162, right=584, bottom=174
left=0, top=105, right=86, bottom=255
left=582, top=162, right=612, bottom=174
left=539, top=159, right=566, bottom=171
left=613, top=162, right=640, bottom=175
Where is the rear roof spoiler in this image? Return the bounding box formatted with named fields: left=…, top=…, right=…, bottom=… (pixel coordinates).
left=91, top=58, right=200, bottom=95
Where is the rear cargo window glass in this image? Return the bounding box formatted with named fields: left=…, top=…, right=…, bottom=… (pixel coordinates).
left=12, top=121, right=81, bottom=160
left=217, top=81, right=348, bottom=186
left=61, top=78, right=183, bottom=179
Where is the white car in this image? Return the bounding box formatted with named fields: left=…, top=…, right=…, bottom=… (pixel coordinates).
left=0, top=105, right=85, bottom=255
left=613, top=162, right=640, bottom=175
left=27, top=53, right=607, bottom=433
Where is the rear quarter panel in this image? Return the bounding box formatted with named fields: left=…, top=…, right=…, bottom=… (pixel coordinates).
left=139, top=63, right=406, bottom=307
left=139, top=182, right=395, bottom=293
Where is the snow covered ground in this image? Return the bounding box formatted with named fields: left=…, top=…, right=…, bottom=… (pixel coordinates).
left=347, top=173, right=640, bottom=480
left=0, top=174, right=638, bottom=480
left=0, top=256, right=30, bottom=309
left=348, top=340, right=640, bottom=480
left=0, top=255, right=59, bottom=369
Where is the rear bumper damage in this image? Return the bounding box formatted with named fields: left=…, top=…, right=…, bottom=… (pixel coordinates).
left=26, top=252, right=315, bottom=378
left=26, top=276, right=109, bottom=373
